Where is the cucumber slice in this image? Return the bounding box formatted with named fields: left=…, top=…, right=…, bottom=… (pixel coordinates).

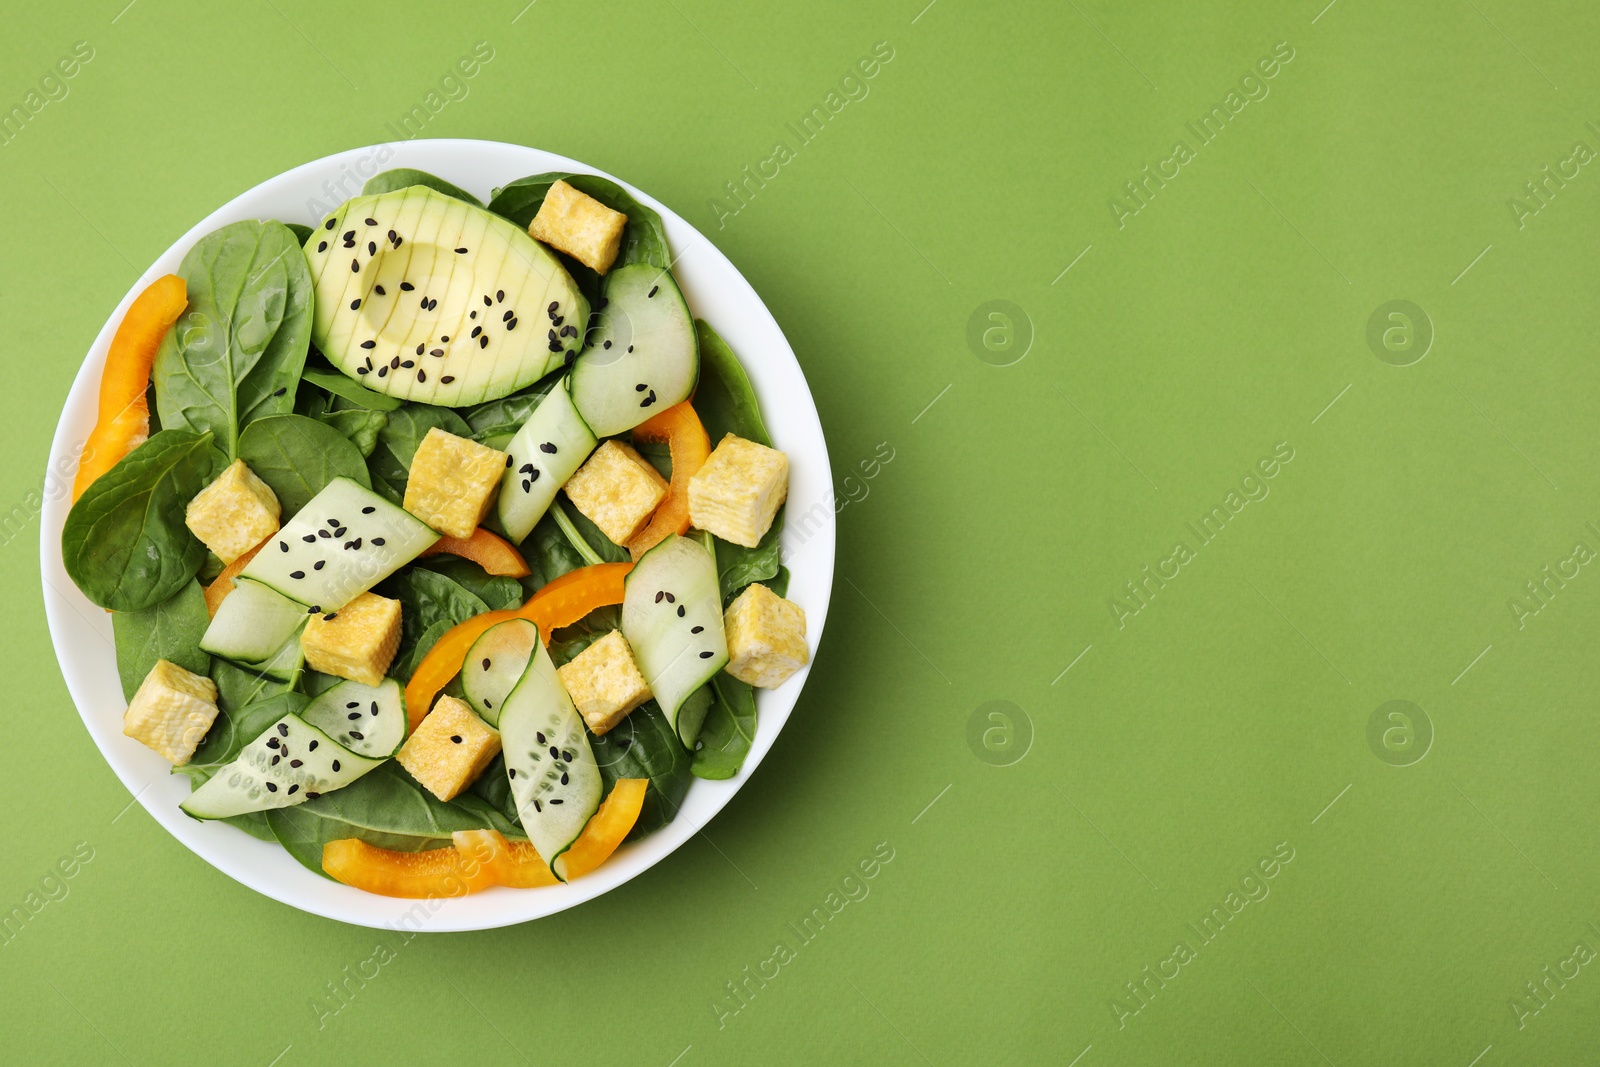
left=621, top=535, right=729, bottom=746
left=240, top=477, right=439, bottom=610
left=462, top=619, right=540, bottom=727
left=199, top=578, right=308, bottom=664
left=496, top=387, right=598, bottom=543
left=180, top=715, right=382, bottom=820
left=237, top=629, right=306, bottom=684
left=570, top=265, right=698, bottom=437
left=301, top=678, right=407, bottom=757
left=499, top=641, right=602, bottom=880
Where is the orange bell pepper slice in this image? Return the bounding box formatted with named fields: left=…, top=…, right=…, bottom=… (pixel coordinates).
left=73, top=275, right=188, bottom=502
left=627, top=402, right=710, bottom=559
left=321, top=780, right=648, bottom=896
left=418, top=527, right=530, bottom=577
left=560, top=777, right=647, bottom=879
left=202, top=538, right=268, bottom=618
left=404, top=562, right=632, bottom=729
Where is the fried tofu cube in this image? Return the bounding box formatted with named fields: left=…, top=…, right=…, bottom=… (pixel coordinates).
left=123, top=659, right=220, bottom=766
left=688, top=435, right=788, bottom=549
left=185, top=459, right=281, bottom=564
left=723, top=583, right=808, bottom=688
left=300, top=592, right=402, bottom=687
left=403, top=427, right=507, bottom=538
left=557, top=630, right=652, bottom=734
left=564, top=440, right=668, bottom=545
left=395, top=695, right=501, bottom=801
left=528, top=179, right=628, bottom=274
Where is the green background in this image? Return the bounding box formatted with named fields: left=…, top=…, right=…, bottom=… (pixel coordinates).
left=3, top=0, right=1598, bottom=1062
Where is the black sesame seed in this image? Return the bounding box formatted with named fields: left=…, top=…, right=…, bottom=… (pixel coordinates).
left=344, top=230, right=355, bottom=240
left=430, top=348, right=444, bottom=357
left=655, top=591, right=664, bottom=603
left=362, top=506, right=375, bottom=514
left=314, top=560, right=326, bottom=571
left=375, top=285, right=386, bottom=296
left=691, top=625, right=704, bottom=634
left=604, top=340, right=613, bottom=349
left=288, top=784, right=298, bottom=795
left=451, top=735, right=463, bottom=743
left=484, top=698, right=492, bottom=708
left=550, top=798, right=563, bottom=805
left=348, top=712, right=361, bottom=721
left=548, top=329, right=559, bottom=342
left=325, top=218, right=336, bottom=230
left=417, top=369, right=426, bottom=382
left=351, top=259, right=360, bottom=272
left=267, top=737, right=279, bottom=749
left=400, top=281, right=415, bottom=291
left=273, top=386, right=287, bottom=397
left=278, top=723, right=290, bottom=737
left=350, top=298, right=361, bottom=310
left=549, top=340, right=563, bottom=353
left=349, top=731, right=363, bottom=740
left=628, top=345, right=634, bottom=353
left=497, top=290, right=505, bottom=302
left=471, top=310, right=478, bottom=319
left=401, top=359, right=415, bottom=368
left=506, top=455, right=515, bottom=468
left=456, top=247, right=468, bottom=254
left=540, top=442, right=558, bottom=454
left=290, top=759, right=302, bottom=768
left=534, top=799, right=542, bottom=812
left=553, top=315, right=564, bottom=326
left=480, top=335, right=489, bottom=348
left=290, top=570, right=305, bottom=579
left=507, top=318, right=517, bottom=330
left=416, top=343, right=425, bottom=355
left=471, top=326, right=482, bottom=338
left=440, top=334, right=449, bottom=341
left=503, top=310, right=514, bottom=322
left=309, top=740, right=318, bottom=750
left=347, top=701, right=359, bottom=708
left=308, top=605, right=322, bottom=614
left=649, top=285, right=659, bottom=298
left=521, top=480, right=530, bottom=492
left=561, top=772, right=569, bottom=785
left=266, top=782, right=278, bottom=792
left=390, top=356, right=401, bottom=369
left=361, top=340, right=376, bottom=349
left=678, top=605, right=686, bottom=617
left=441, top=375, right=455, bottom=384
left=332, top=760, right=340, bottom=772
left=549, top=746, right=560, bottom=759
left=357, top=367, right=369, bottom=375
left=508, top=768, right=516, bottom=779
left=548, top=301, right=559, bottom=313
left=700, top=651, right=714, bottom=659
left=306, top=791, right=320, bottom=799
left=372, top=537, right=385, bottom=546
left=279, top=541, right=289, bottom=552
left=334, top=527, right=346, bottom=537
left=484, top=295, right=492, bottom=306
left=393, top=236, right=402, bottom=247
left=378, top=366, right=388, bottom=377
left=635, top=383, right=647, bottom=392
left=536, top=732, right=546, bottom=744
left=666, top=592, right=676, bottom=603
left=318, top=529, right=331, bottom=539
left=317, top=241, right=328, bottom=252
left=641, top=391, right=656, bottom=407
left=365, top=217, right=377, bottom=226
left=368, top=241, right=377, bottom=255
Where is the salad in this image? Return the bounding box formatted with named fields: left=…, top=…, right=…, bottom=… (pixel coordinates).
left=61, top=167, right=809, bottom=897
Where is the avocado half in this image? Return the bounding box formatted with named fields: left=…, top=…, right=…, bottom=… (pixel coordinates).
left=304, top=185, right=588, bottom=406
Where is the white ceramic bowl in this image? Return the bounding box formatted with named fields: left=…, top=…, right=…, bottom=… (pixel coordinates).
left=40, top=140, right=834, bottom=930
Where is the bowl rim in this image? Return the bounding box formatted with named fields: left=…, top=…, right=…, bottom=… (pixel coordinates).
left=39, top=138, right=835, bottom=930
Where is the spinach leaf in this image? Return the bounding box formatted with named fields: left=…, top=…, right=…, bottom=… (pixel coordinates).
left=694, top=319, right=770, bottom=447
left=62, top=430, right=222, bottom=611
left=363, top=168, right=483, bottom=207
left=285, top=222, right=313, bottom=246
left=715, top=507, right=784, bottom=604
left=414, top=556, right=524, bottom=610
left=267, top=762, right=520, bottom=877
left=174, top=690, right=308, bottom=787
left=112, top=580, right=211, bottom=701
left=237, top=414, right=370, bottom=516
left=212, top=660, right=295, bottom=715
left=153, top=220, right=313, bottom=459
left=691, top=675, right=757, bottom=780
left=369, top=403, right=473, bottom=500
left=303, top=366, right=403, bottom=411
left=318, top=408, right=388, bottom=457
left=520, top=510, right=586, bottom=589
left=461, top=379, right=555, bottom=442
left=378, top=568, right=489, bottom=680
left=590, top=703, right=691, bottom=837
left=467, top=754, right=520, bottom=826
left=488, top=173, right=670, bottom=270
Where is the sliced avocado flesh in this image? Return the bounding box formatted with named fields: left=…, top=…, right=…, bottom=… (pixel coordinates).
left=305, top=186, right=588, bottom=406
